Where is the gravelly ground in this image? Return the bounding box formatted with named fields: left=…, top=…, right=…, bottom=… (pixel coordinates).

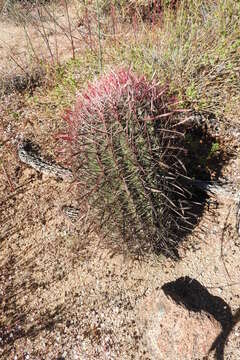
left=0, top=9, right=240, bottom=358
left=0, top=148, right=239, bottom=359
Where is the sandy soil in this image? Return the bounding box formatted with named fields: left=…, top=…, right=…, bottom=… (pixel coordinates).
left=0, top=1, right=93, bottom=85
left=0, top=92, right=239, bottom=360
left=0, top=5, right=240, bottom=360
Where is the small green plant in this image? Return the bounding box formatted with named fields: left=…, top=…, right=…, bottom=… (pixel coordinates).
left=208, top=142, right=220, bottom=158
left=59, top=68, right=195, bottom=258
left=186, top=82, right=197, bottom=101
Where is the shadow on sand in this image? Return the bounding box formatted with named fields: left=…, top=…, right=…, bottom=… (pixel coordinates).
left=162, top=276, right=240, bottom=360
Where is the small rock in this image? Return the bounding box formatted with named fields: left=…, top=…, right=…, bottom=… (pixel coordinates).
left=138, top=289, right=221, bottom=359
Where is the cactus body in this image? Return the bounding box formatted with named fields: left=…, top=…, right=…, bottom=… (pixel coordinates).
left=61, top=69, right=192, bottom=257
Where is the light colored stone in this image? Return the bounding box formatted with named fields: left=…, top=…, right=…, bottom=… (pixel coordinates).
left=138, top=289, right=221, bottom=360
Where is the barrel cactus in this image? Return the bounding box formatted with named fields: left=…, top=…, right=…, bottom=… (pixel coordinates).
left=60, top=68, right=194, bottom=258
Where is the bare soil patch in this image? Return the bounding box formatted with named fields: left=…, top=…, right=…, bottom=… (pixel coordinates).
left=0, top=98, right=240, bottom=359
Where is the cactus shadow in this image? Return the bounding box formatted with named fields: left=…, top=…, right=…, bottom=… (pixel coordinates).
left=156, top=113, right=230, bottom=259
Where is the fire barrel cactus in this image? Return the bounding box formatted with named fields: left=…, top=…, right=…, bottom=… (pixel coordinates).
left=60, top=68, right=194, bottom=258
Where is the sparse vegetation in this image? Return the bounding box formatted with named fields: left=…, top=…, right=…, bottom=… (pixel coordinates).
left=0, top=0, right=239, bottom=260
left=1, top=0, right=239, bottom=118
left=0, top=0, right=240, bottom=358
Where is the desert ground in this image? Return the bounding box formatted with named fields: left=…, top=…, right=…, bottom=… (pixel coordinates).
left=0, top=1, right=239, bottom=359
